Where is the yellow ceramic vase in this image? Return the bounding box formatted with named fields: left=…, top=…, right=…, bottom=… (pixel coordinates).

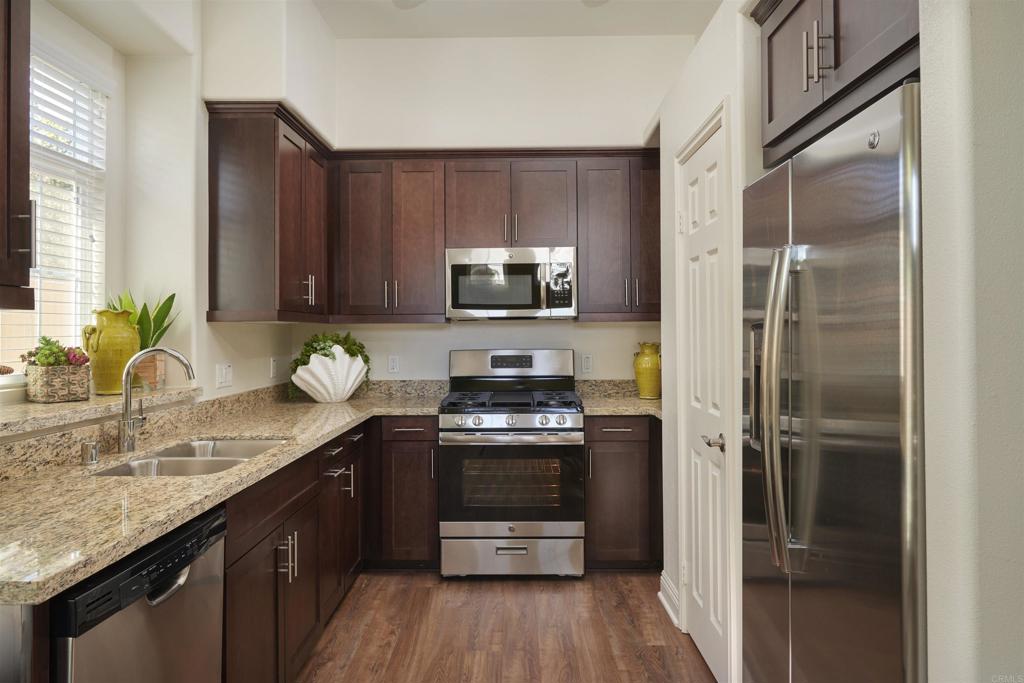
left=83, top=310, right=140, bottom=395
left=633, top=342, right=661, bottom=399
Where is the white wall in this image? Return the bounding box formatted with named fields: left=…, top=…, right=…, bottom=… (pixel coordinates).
left=334, top=35, right=695, bottom=149
left=651, top=0, right=761, bottom=645
left=202, top=0, right=337, bottom=145
left=291, top=321, right=660, bottom=380
left=919, top=0, right=1024, bottom=680
left=31, top=0, right=127, bottom=298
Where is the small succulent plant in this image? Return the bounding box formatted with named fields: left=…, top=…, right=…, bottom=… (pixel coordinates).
left=21, top=337, right=90, bottom=367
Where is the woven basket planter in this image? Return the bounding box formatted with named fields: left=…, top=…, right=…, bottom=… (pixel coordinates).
left=25, top=365, right=90, bottom=403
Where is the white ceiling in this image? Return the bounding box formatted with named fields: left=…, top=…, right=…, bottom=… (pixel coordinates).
left=313, top=0, right=722, bottom=39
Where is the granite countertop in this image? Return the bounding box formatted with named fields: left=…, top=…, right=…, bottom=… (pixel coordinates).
left=0, top=393, right=661, bottom=605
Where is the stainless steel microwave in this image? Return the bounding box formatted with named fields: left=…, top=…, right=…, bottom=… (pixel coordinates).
left=445, top=247, right=576, bottom=320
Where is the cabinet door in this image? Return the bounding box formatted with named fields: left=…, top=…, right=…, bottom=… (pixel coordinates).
left=282, top=498, right=320, bottom=682
left=392, top=160, right=444, bottom=315
left=302, top=145, right=327, bottom=314
left=510, top=159, right=577, bottom=247
left=277, top=124, right=307, bottom=313
left=630, top=157, right=660, bottom=315
left=317, top=463, right=343, bottom=622
left=225, top=528, right=285, bottom=683
left=340, top=448, right=364, bottom=592
left=381, top=440, right=438, bottom=563
left=821, top=0, right=918, bottom=99
left=761, top=0, right=824, bottom=145
left=338, top=160, right=392, bottom=315
left=0, top=0, right=31, bottom=296
left=444, top=160, right=510, bottom=248
left=577, top=158, right=632, bottom=315
left=585, top=441, right=651, bottom=563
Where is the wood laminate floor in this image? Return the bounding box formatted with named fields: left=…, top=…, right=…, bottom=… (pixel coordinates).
left=297, top=572, right=716, bottom=683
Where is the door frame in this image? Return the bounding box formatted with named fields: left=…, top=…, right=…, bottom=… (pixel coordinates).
left=672, top=98, right=743, bottom=681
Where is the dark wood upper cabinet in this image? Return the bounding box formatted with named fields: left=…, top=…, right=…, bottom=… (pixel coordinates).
left=207, top=105, right=330, bottom=322
left=392, top=160, right=444, bottom=315
left=0, top=0, right=33, bottom=309
left=577, top=158, right=631, bottom=315
left=761, top=0, right=825, bottom=145
left=444, top=160, right=510, bottom=248
left=577, top=157, right=660, bottom=321
left=225, top=528, right=285, bottom=683
left=276, top=125, right=307, bottom=314
left=821, top=0, right=918, bottom=99
left=509, top=159, right=577, bottom=247
left=380, top=437, right=438, bottom=565
left=755, top=0, right=919, bottom=164
left=630, top=157, right=661, bottom=314
left=337, top=160, right=392, bottom=316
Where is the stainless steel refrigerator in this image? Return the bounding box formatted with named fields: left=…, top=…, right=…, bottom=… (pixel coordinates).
left=742, top=82, right=926, bottom=683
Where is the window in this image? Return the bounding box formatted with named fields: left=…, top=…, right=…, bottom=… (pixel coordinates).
left=0, top=55, right=108, bottom=368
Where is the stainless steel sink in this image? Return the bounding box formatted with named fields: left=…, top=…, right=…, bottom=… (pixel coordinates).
left=93, top=439, right=286, bottom=477
left=147, top=439, right=286, bottom=460
left=95, top=457, right=247, bottom=477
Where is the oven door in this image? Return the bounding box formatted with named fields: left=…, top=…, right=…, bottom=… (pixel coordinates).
left=446, top=248, right=548, bottom=319
left=437, top=440, right=585, bottom=529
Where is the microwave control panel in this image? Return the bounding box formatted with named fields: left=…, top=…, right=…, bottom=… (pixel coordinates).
left=548, top=262, right=574, bottom=308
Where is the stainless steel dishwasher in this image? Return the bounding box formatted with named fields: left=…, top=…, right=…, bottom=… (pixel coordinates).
left=50, top=507, right=226, bottom=683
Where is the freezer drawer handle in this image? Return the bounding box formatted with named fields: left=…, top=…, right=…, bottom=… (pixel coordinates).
left=496, top=546, right=529, bottom=556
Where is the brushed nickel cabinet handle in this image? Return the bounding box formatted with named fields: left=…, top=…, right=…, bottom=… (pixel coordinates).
left=634, top=278, right=639, bottom=308
left=394, top=280, right=399, bottom=309
left=384, top=280, right=389, bottom=309
left=325, top=446, right=344, bottom=456
left=812, top=20, right=820, bottom=84
left=430, top=448, right=435, bottom=480
left=503, top=214, right=508, bottom=242
left=293, top=531, right=299, bottom=579
left=514, top=213, right=519, bottom=242
left=601, top=427, right=633, bottom=432
left=588, top=448, right=592, bottom=479
left=278, top=535, right=294, bottom=583
left=625, top=279, right=630, bottom=308
left=393, top=427, right=425, bottom=432
left=350, top=463, right=356, bottom=499
left=802, top=30, right=810, bottom=92
left=347, top=433, right=364, bottom=442
left=12, top=199, right=35, bottom=267
left=324, top=468, right=345, bottom=478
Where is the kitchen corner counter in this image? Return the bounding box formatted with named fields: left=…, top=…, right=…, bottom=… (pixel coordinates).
left=0, top=391, right=658, bottom=605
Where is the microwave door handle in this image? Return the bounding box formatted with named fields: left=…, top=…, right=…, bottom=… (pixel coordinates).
left=540, top=263, right=549, bottom=310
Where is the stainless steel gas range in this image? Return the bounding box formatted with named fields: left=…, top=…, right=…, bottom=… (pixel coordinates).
left=437, top=349, right=584, bottom=577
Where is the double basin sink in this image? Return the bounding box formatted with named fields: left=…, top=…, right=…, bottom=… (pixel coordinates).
left=95, top=439, right=286, bottom=477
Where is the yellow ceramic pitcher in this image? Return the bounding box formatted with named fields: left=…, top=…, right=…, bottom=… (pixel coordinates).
left=83, top=310, right=140, bottom=395
left=633, top=342, right=661, bottom=399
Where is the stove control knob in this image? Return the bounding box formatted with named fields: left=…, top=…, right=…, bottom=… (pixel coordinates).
left=505, top=415, right=517, bottom=427
left=472, top=415, right=484, bottom=427
left=538, top=415, right=551, bottom=426
left=454, top=415, right=466, bottom=427
left=556, top=415, right=568, bottom=426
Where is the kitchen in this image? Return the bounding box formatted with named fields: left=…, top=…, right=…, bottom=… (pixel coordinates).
left=0, top=1, right=1022, bottom=683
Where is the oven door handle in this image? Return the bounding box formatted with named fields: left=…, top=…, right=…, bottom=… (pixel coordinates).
left=438, top=431, right=584, bottom=445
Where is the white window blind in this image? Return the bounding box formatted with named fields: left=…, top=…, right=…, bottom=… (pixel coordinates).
left=0, top=55, right=108, bottom=368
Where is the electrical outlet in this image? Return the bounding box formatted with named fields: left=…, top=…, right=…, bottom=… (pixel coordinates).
left=387, top=355, right=400, bottom=374
left=215, top=362, right=233, bottom=389
left=270, top=357, right=279, bottom=380
left=581, top=354, right=593, bottom=374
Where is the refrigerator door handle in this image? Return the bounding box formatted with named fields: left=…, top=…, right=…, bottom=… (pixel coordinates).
left=761, top=245, right=792, bottom=574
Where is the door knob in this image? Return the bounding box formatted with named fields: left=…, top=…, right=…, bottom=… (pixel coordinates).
left=701, top=433, right=726, bottom=452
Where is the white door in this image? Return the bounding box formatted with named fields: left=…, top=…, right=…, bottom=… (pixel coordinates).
left=679, top=122, right=732, bottom=683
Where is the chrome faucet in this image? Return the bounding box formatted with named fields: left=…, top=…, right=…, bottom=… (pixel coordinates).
left=120, top=347, right=196, bottom=453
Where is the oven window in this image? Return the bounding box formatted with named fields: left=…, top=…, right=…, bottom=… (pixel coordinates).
left=451, top=264, right=541, bottom=309
left=463, top=458, right=562, bottom=508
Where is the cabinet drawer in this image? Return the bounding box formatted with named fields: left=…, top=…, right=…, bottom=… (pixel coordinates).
left=226, top=453, right=317, bottom=566
left=318, top=424, right=367, bottom=473
left=585, top=416, right=649, bottom=442
left=381, top=416, right=438, bottom=441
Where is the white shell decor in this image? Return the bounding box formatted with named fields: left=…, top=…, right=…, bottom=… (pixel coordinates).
left=291, top=346, right=368, bottom=403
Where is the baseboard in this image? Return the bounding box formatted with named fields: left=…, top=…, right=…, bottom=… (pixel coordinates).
left=657, top=570, right=682, bottom=629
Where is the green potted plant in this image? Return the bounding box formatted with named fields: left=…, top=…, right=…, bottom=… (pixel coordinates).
left=106, top=290, right=178, bottom=390
left=22, top=336, right=91, bottom=403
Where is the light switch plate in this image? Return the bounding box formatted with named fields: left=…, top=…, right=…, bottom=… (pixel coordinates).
left=581, top=354, right=593, bottom=374
left=215, top=362, right=233, bottom=389
left=387, top=356, right=400, bottom=374
left=270, top=357, right=279, bottom=380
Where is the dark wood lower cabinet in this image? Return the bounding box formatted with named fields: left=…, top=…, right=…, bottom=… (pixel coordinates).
left=585, top=417, right=662, bottom=569
left=340, top=446, right=364, bottom=591
left=380, top=439, right=439, bottom=566
left=225, top=527, right=286, bottom=683
left=282, top=499, right=320, bottom=682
